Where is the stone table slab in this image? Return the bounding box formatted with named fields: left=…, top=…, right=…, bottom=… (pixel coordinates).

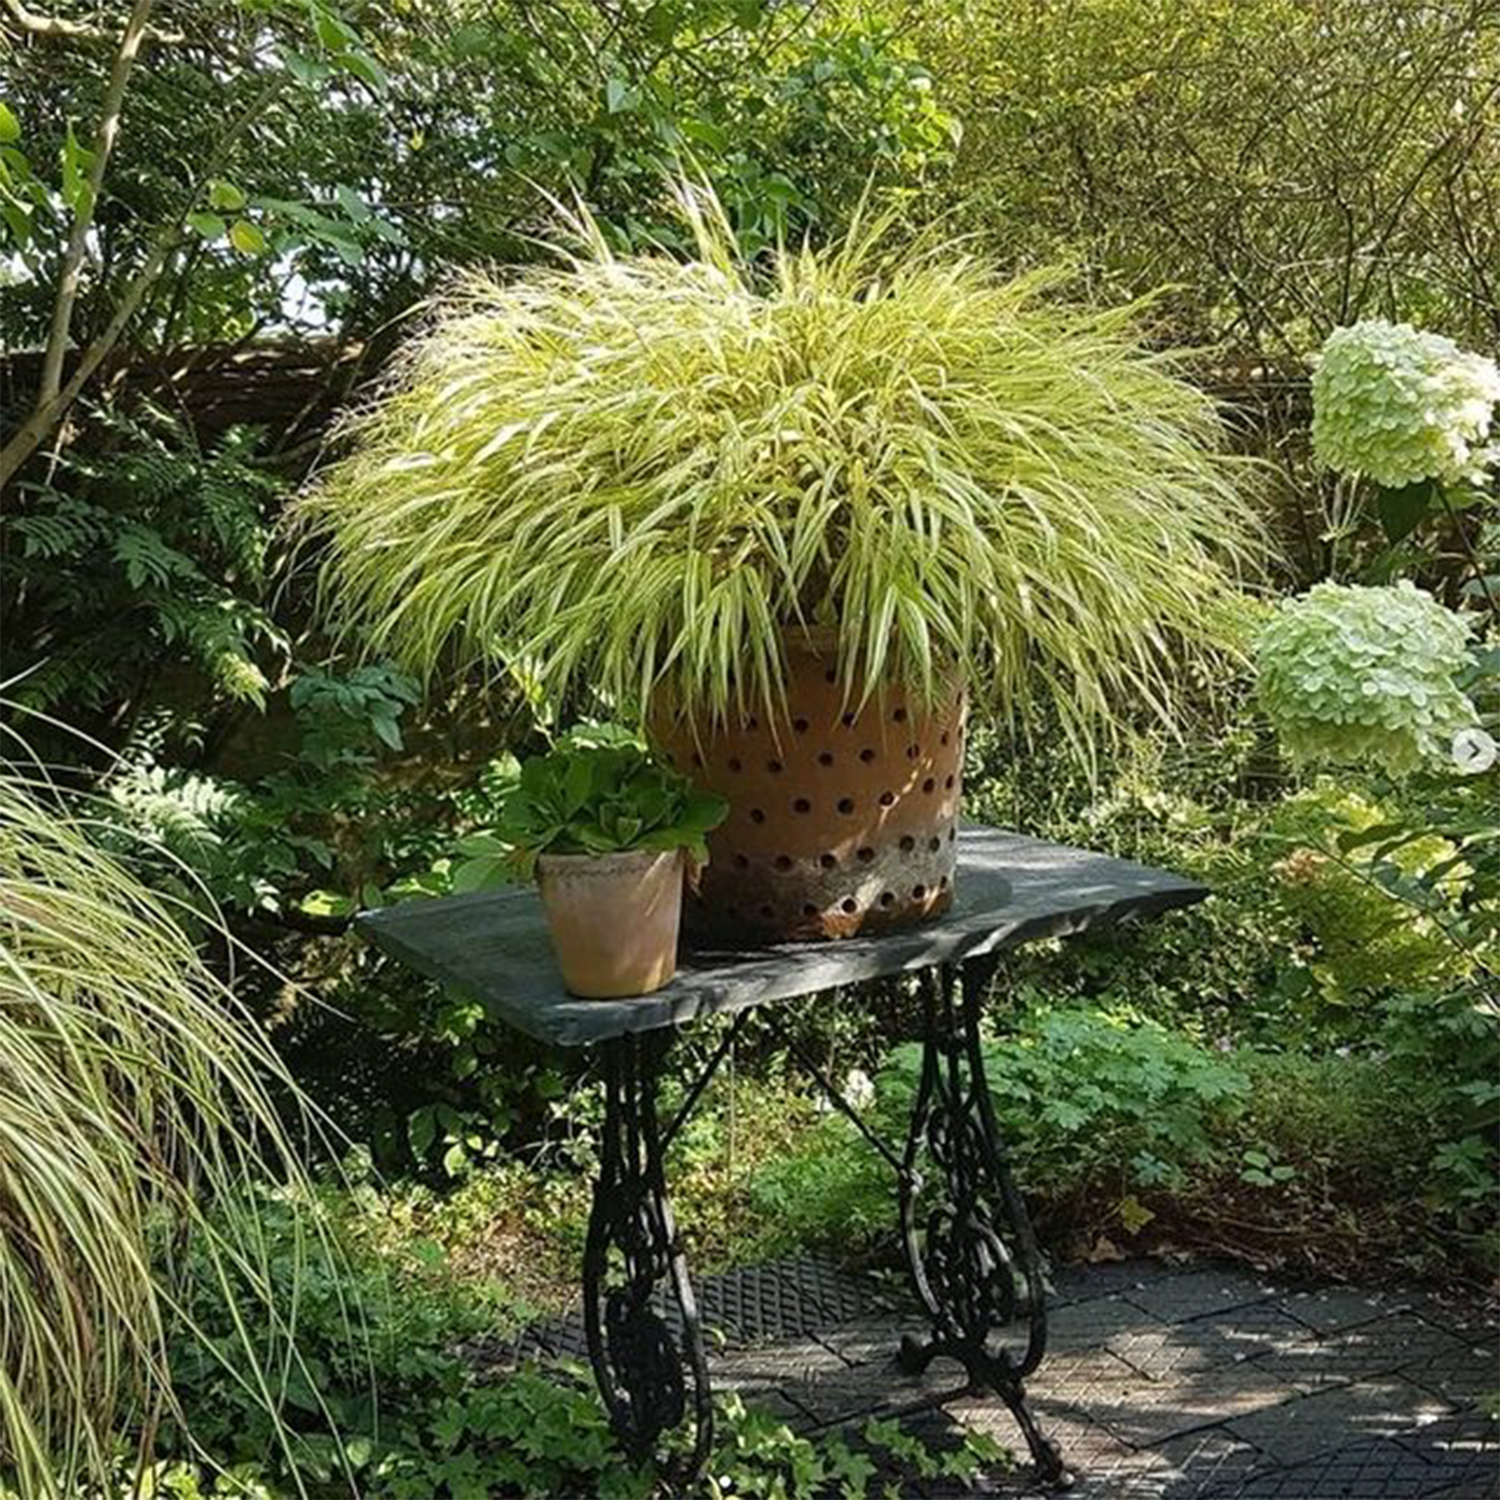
left=356, top=824, right=1207, bottom=1046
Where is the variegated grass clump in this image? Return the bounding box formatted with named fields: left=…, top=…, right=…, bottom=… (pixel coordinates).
left=302, top=193, right=1258, bottom=756
left=0, top=766, right=331, bottom=1497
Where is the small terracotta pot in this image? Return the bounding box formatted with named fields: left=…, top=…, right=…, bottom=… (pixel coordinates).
left=536, top=848, right=684, bottom=998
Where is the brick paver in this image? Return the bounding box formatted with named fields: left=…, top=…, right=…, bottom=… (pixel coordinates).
left=478, top=1254, right=1497, bottom=1497
left=758, top=1258, right=1495, bottom=1497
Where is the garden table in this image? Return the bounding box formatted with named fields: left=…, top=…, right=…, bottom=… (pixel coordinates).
left=358, top=824, right=1206, bottom=1489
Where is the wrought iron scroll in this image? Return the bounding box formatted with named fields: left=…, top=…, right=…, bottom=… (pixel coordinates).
left=583, top=1031, right=713, bottom=1479
left=898, top=959, right=1069, bottom=1487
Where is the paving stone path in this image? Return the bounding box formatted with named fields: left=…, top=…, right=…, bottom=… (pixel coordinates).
left=492, top=1255, right=1498, bottom=1497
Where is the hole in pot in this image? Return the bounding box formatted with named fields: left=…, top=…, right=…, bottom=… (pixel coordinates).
left=893, top=707, right=908, bottom=723
left=733, top=853, right=750, bottom=869
left=747, top=715, right=759, bottom=730
left=922, top=777, right=936, bottom=794
left=818, top=750, right=834, bottom=766
left=841, top=712, right=856, bottom=728
left=728, top=756, right=743, bottom=773
left=750, top=808, right=766, bottom=824
left=859, top=747, right=876, bottom=764
left=802, top=903, right=819, bottom=918
left=928, top=837, right=941, bottom=852
left=837, top=797, right=855, bottom=815
left=906, top=744, right=921, bottom=760
left=939, top=875, right=949, bottom=890
left=912, top=884, right=927, bottom=900
left=820, top=852, right=838, bottom=869
left=880, top=891, right=896, bottom=908
left=940, top=731, right=950, bottom=746
left=945, top=775, right=955, bottom=789
left=793, top=797, right=812, bottom=814
left=856, top=846, right=875, bottom=863
left=948, top=826, right=957, bottom=842
left=774, top=854, right=793, bottom=871
left=692, top=752, right=703, bottom=767
left=879, top=790, right=895, bottom=807
left=824, top=667, right=837, bottom=684
left=899, top=835, right=915, bottom=852
left=840, top=897, right=858, bottom=914
left=767, top=758, right=783, bottom=773
left=793, top=717, right=810, bottom=733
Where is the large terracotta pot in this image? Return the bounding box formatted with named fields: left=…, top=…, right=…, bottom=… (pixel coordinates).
left=649, top=632, right=964, bottom=944
left=536, top=848, right=684, bottom=997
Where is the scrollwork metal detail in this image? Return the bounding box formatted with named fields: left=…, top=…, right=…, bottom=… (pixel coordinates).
left=583, top=1032, right=713, bottom=1478
left=898, top=960, right=1070, bottom=1488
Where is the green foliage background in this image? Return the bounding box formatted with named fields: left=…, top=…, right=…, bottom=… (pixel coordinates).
left=0, top=1, right=1496, bottom=1495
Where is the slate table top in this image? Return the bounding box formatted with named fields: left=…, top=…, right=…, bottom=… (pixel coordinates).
left=355, top=824, right=1208, bottom=1048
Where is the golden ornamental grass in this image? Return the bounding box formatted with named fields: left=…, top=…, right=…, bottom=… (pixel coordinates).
left=0, top=766, right=335, bottom=1497
left=302, top=191, right=1260, bottom=756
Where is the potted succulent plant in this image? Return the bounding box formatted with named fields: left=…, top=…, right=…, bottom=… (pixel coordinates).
left=303, top=189, right=1257, bottom=943
left=484, top=739, right=727, bottom=998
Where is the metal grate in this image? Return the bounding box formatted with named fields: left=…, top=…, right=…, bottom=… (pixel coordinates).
left=485, top=1252, right=879, bottom=1370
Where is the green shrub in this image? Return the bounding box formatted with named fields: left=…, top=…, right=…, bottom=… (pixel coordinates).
left=2, top=408, right=286, bottom=725
left=749, top=1004, right=1252, bottom=1255
left=1262, top=786, right=1471, bottom=1008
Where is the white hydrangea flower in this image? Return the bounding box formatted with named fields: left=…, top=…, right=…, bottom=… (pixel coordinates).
left=1256, top=580, right=1479, bottom=776
left=1311, top=320, right=1500, bottom=487
left=1451, top=727, right=1498, bottom=775
left=843, top=1068, right=876, bottom=1111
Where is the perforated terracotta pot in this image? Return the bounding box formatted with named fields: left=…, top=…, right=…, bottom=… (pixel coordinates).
left=649, top=632, right=964, bottom=944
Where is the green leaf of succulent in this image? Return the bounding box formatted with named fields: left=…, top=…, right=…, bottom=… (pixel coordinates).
left=561, top=753, right=593, bottom=815
left=482, top=731, right=727, bottom=866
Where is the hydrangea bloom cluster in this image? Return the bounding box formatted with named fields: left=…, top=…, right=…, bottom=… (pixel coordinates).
left=1257, top=580, right=1477, bottom=776
left=1311, top=319, right=1500, bottom=487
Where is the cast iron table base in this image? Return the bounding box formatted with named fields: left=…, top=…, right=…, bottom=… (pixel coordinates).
left=357, top=826, right=1206, bottom=1490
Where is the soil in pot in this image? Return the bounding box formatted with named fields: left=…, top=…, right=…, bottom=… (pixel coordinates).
left=536, top=848, right=684, bottom=997
left=649, top=633, right=964, bottom=944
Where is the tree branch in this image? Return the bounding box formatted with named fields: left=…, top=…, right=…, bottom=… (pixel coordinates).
left=38, top=0, right=156, bottom=411
left=0, top=73, right=286, bottom=489
left=1, top=0, right=182, bottom=45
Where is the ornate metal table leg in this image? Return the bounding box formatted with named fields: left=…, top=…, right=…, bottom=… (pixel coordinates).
left=898, top=959, right=1072, bottom=1489
left=584, top=1031, right=713, bottom=1481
